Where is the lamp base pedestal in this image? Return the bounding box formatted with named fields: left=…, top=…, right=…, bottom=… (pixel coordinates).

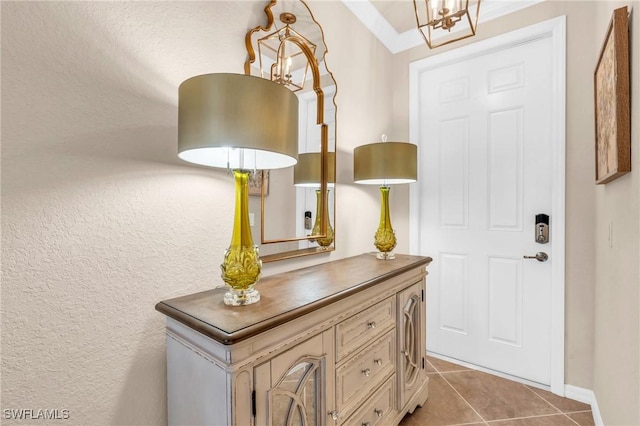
left=373, top=186, right=397, bottom=260
left=220, top=170, right=262, bottom=307
left=376, top=251, right=396, bottom=260
left=224, top=286, right=261, bottom=306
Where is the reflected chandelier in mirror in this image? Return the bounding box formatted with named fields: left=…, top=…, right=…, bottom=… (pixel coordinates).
left=244, top=0, right=337, bottom=263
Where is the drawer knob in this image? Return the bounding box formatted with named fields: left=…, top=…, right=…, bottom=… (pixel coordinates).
left=374, top=409, right=384, bottom=418
left=329, top=410, right=339, bottom=421
left=368, top=321, right=376, bottom=329
left=362, top=368, right=371, bottom=377
left=374, top=358, right=383, bottom=366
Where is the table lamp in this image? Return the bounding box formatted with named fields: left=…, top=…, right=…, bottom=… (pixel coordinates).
left=293, top=152, right=335, bottom=247
left=353, top=138, right=417, bottom=259
left=178, top=73, right=298, bottom=306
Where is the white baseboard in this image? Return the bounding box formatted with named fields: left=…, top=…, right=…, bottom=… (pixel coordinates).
left=564, top=385, right=603, bottom=426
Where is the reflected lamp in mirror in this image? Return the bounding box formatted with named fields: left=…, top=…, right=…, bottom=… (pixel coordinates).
left=245, top=0, right=336, bottom=262
left=257, top=12, right=316, bottom=92
left=353, top=139, right=417, bottom=260
left=413, top=0, right=481, bottom=48
left=178, top=73, right=298, bottom=306
left=294, top=152, right=335, bottom=248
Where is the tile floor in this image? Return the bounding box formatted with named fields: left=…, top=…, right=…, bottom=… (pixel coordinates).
left=399, top=356, right=595, bottom=426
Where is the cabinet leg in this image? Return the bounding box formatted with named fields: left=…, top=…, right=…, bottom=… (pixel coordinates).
left=405, top=377, right=430, bottom=415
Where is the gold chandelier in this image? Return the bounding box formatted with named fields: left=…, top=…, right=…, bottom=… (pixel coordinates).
left=257, top=12, right=317, bottom=92
left=413, top=0, right=481, bottom=49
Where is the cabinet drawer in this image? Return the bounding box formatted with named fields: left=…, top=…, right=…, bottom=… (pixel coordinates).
left=342, top=375, right=395, bottom=426
left=335, top=329, right=396, bottom=419
left=336, top=296, right=395, bottom=361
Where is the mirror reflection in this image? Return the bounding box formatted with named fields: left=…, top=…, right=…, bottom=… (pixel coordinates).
left=245, top=0, right=337, bottom=261
left=270, top=360, right=321, bottom=426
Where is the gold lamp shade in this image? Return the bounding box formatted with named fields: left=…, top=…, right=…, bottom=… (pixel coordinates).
left=178, top=73, right=298, bottom=170
left=354, top=142, right=417, bottom=184
left=293, top=152, right=335, bottom=187
left=353, top=141, right=418, bottom=260
left=177, top=73, right=299, bottom=307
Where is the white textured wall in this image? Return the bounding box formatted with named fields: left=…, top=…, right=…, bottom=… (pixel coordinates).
left=11, top=1, right=634, bottom=424
left=1, top=1, right=396, bottom=424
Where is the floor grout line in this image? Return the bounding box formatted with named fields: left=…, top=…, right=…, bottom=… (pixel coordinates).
left=521, top=383, right=584, bottom=425
left=563, top=413, right=583, bottom=426
left=487, top=412, right=582, bottom=423
left=425, top=358, right=437, bottom=372
left=523, top=385, right=594, bottom=425
left=524, top=385, right=591, bottom=426
left=437, top=370, right=489, bottom=425
left=423, top=360, right=593, bottom=426
left=562, top=409, right=597, bottom=426
left=522, top=383, right=565, bottom=413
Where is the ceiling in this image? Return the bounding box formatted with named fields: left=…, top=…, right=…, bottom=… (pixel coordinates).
left=340, top=0, right=544, bottom=53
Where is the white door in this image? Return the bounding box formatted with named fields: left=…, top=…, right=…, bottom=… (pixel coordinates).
left=413, top=35, right=559, bottom=385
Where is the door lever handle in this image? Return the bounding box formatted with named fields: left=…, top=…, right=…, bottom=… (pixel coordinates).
left=524, top=252, right=548, bottom=262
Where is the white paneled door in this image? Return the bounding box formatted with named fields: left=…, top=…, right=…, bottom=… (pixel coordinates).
left=413, top=34, right=558, bottom=386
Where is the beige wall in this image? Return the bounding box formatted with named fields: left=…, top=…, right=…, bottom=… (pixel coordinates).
left=592, top=2, right=640, bottom=425
left=0, top=1, right=395, bottom=424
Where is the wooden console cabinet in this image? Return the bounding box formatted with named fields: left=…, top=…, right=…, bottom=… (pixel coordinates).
left=156, top=253, right=432, bottom=426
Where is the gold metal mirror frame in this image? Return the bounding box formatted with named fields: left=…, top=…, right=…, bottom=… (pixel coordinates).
left=244, top=0, right=337, bottom=262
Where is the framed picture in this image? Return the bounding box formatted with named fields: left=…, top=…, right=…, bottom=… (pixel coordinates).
left=249, top=170, right=269, bottom=196
left=594, top=6, right=630, bottom=185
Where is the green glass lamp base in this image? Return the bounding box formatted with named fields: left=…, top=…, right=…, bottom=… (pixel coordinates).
left=221, top=243, right=262, bottom=306
left=374, top=186, right=397, bottom=260
left=220, top=170, right=262, bottom=307
left=311, top=189, right=334, bottom=248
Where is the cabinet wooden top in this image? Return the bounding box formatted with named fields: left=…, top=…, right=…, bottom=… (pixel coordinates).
left=156, top=253, right=431, bottom=345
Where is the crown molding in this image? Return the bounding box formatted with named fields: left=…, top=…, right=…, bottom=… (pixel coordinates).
left=340, top=0, right=546, bottom=54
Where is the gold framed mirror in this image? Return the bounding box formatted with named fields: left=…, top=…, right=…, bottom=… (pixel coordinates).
left=244, top=0, right=337, bottom=262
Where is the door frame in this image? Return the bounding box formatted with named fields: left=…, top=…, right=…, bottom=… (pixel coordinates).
left=408, top=16, right=566, bottom=395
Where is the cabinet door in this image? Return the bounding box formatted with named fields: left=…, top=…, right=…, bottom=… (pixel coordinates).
left=397, top=281, right=426, bottom=408
left=254, top=331, right=335, bottom=426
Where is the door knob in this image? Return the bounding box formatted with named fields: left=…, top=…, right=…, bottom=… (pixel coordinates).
left=523, top=252, right=548, bottom=262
